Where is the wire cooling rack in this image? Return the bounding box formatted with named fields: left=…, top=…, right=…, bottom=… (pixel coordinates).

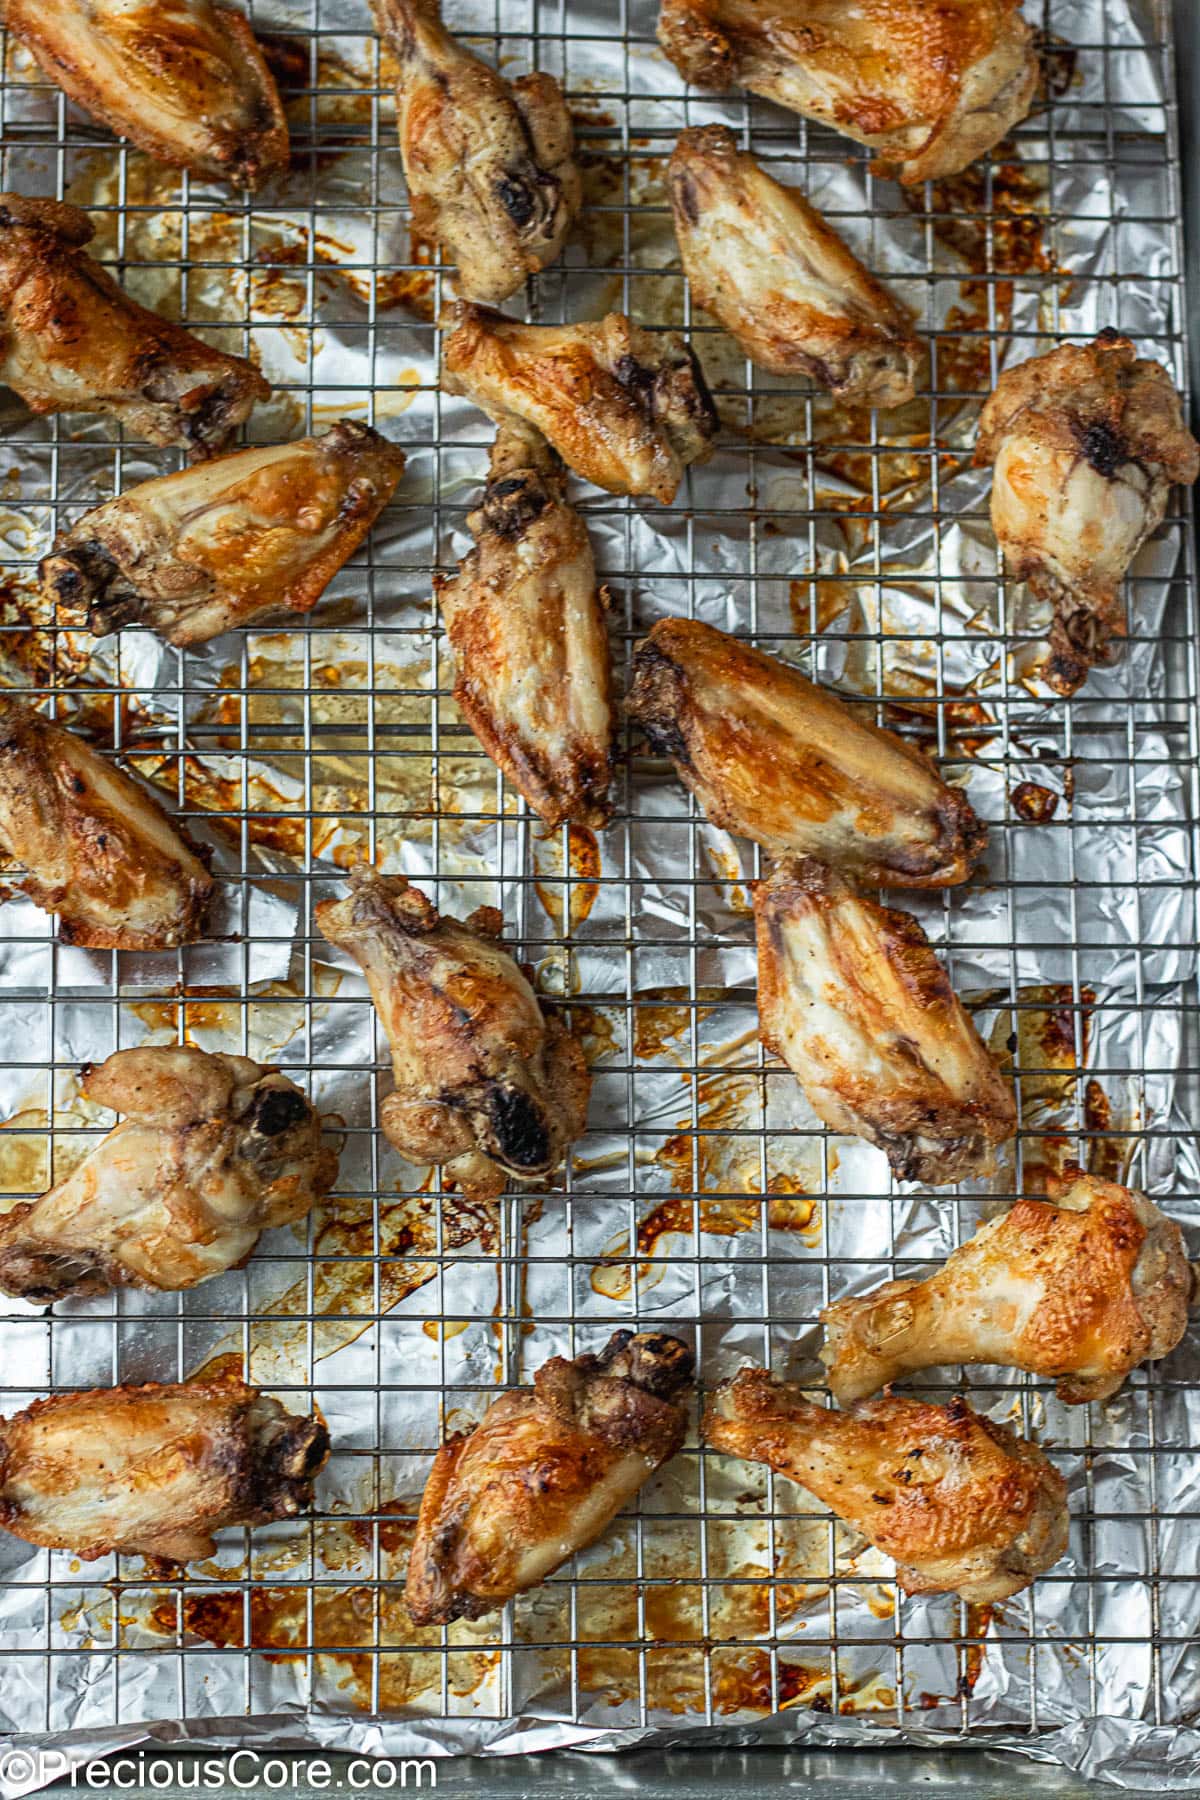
left=0, top=0, right=1198, bottom=1777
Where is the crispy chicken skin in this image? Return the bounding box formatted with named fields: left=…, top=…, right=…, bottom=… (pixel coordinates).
left=755, top=858, right=1015, bottom=1184
left=437, top=422, right=614, bottom=829
left=626, top=620, right=986, bottom=888
left=441, top=301, right=718, bottom=503
left=0, top=1378, right=329, bottom=1562
left=372, top=0, right=579, bottom=304
left=0, top=195, right=268, bottom=460
left=668, top=126, right=921, bottom=407
left=704, top=1369, right=1067, bottom=1604
left=657, top=0, right=1038, bottom=186
left=4, top=1, right=289, bottom=190
left=406, top=1330, right=694, bottom=1624
left=315, top=869, right=590, bottom=1200
left=41, top=422, right=407, bottom=647
left=0, top=697, right=213, bottom=950
left=975, top=331, right=1200, bottom=695
left=821, top=1169, right=1193, bottom=1407
left=0, top=1048, right=336, bottom=1303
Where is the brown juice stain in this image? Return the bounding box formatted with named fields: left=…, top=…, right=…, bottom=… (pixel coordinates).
left=568, top=1005, right=620, bottom=1065
left=190, top=1190, right=500, bottom=1381
left=699, top=839, right=753, bottom=914
left=990, top=984, right=1097, bottom=1193
left=145, top=1579, right=497, bottom=1712
left=592, top=1185, right=820, bottom=1300
left=532, top=825, right=601, bottom=933
left=788, top=574, right=858, bottom=638
left=633, top=988, right=718, bottom=1064
left=959, top=1602, right=995, bottom=1697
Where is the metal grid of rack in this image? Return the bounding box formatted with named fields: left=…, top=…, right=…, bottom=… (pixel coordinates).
left=0, top=0, right=1196, bottom=1766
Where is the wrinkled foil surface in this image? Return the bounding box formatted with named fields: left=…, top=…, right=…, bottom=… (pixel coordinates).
left=0, top=0, right=1197, bottom=1791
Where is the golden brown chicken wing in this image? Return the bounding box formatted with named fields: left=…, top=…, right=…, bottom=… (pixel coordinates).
left=0, top=1047, right=337, bottom=1303
left=41, top=422, right=407, bottom=647
left=441, top=301, right=718, bottom=503
left=436, top=421, right=613, bottom=829
left=0, top=697, right=213, bottom=949
left=975, top=330, right=1200, bottom=695
left=0, top=1377, right=328, bottom=1562
left=372, top=0, right=579, bottom=304
left=668, top=125, right=921, bottom=407
left=406, top=1329, right=694, bottom=1624
left=626, top=620, right=986, bottom=887
left=820, top=1169, right=1192, bottom=1406
left=315, top=869, right=590, bottom=1200
left=755, top=857, right=1014, bottom=1183
left=0, top=195, right=268, bottom=459
left=658, top=0, right=1038, bottom=186
left=4, top=0, right=289, bottom=189
left=704, top=1368, right=1067, bottom=1604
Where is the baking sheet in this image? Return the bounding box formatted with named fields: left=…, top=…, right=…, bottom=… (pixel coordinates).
left=0, top=0, right=1198, bottom=1790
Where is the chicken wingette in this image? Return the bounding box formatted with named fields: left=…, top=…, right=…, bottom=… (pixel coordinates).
left=0, top=1048, right=336, bottom=1303
left=668, top=125, right=921, bottom=408
left=704, top=1368, right=1068, bottom=1604
left=657, top=0, right=1038, bottom=186
left=441, top=301, right=718, bottom=503
left=406, top=1330, right=694, bottom=1624
left=437, top=421, right=614, bottom=829
left=975, top=330, right=1200, bottom=695
left=0, top=194, right=268, bottom=459
left=315, top=869, right=590, bottom=1200
left=755, top=857, right=1015, bottom=1183
left=0, top=697, right=214, bottom=949
left=372, top=0, right=579, bottom=303
left=4, top=0, right=289, bottom=189
left=820, top=1169, right=1193, bottom=1406
left=626, top=619, right=986, bottom=887
left=0, top=1378, right=328, bottom=1563
left=41, top=422, right=407, bottom=647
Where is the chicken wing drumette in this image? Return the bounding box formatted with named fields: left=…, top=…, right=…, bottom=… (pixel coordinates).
left=372, top=0, right=579, bottom=304
left=315, top=869, right=590, bottom=1200
left=975, top=331, right=1200, bottom=694
left=658, top=0, right=1038, bottom=186
left=0, top=195, right=268, bottom=459
left=437, top=421, right=613, bottom=829
left=0, top=1378, right=328, bottom=1563
left=406, top=1329, right=694, bottom=1624
left=41, top=422, right=407, bottom=647
left=0, top=1047, right=337, bottom=1303
left=441, top=301, right=718, bottom=503
left=4, top=0, right=289, bottom=189
left=626, top=620, right=985, bottom=888
left=821, top=1169, right=1192, bottom=1406
left=755, top=857, right=1015, bottom=1184
left=0, top=697, right=213, bottom=949
left=704, top=1368, right=1067, bottom=1604
left=668, top=125, right=921, bottom=408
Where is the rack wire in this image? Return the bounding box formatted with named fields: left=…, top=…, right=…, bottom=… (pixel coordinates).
left=0, top=0, right=1197, bottom=1769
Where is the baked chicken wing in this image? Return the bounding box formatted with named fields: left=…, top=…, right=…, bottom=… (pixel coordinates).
left=4, top=0, right=289, bottom=189
left=41, top=422, right=407, bottom=647
left=658, top=0, right=1038, bottom=186
left=0, top=195, right=268, bottom=459
left=0, top=1378, right=328, bottom=1562
left=0, top=697, right=213, bottom=949
left=372, top=0, right=579, bottom=304
left=406, top=1329, right=694, bottom=1624
left=626, top=620, right=986, bottom=887
left=437, top=421, right=614, bottom=829
left=821, top=1169, right=1192, bottom=1407
left=0, top=1047, right=336, bottom=1303
left=668, top=125, right=921, bottom=408
left=704, top=1368, right=1067, bottom=1604
left=315, top=869, right=590, bottom=1200
left=441, top=301, right=718, bottom=503
left=975, top=330, right=1200, bottom=695
left=755, top=857, right=1014, bottom=1183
